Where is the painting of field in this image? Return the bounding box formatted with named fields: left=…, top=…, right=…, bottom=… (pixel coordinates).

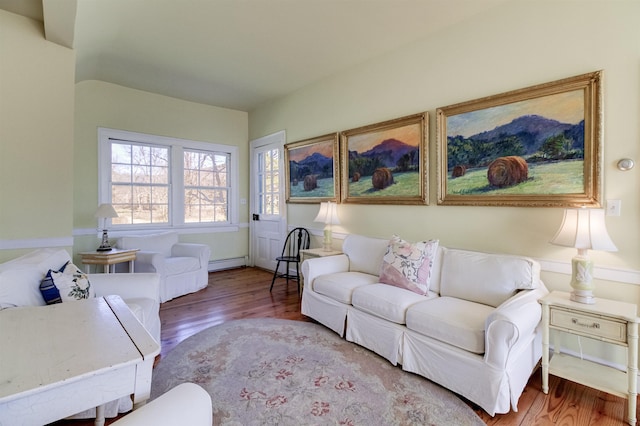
left=285, top=133, right=339, bottom=203
left=447, top=160, right=584, bottom=196
left=437, top=71, right=602, bottom=207
left=341, top=113, right=427, bottom=205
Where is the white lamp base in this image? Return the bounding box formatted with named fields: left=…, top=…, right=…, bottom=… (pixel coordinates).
left=570, top=289, right=596, bottom=304
left=569, top=255, right=595, bottom=304
left=322, top=228, right=332, bottom=252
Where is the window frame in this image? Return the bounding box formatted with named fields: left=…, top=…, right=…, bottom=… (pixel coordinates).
left=98, top=127, right=239, bottom=233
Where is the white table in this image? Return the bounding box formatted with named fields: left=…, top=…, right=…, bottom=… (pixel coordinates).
left=0, top=295, right=160, bottom=426
left=539, top=291, right=639, bottom=425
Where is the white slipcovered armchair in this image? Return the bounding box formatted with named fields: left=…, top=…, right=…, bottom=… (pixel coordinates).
left=117, top=232, right=211, bottom=303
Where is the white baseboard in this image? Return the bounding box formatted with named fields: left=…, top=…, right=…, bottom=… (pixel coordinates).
left=208, top=257, right=247, bottom=272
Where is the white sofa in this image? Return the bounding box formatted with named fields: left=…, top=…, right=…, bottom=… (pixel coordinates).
left=301, top=234, right=549, bottom=416
left=117, top=232, right=211, bottom=303
left=0, top=247, right=162, bottom=418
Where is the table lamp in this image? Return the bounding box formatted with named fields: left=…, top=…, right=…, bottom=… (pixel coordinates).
left=314, top=201, right=340, bottom=252
left=95, top=203, right=119, bottom=251
left=550, top=207, right=617, bottom=304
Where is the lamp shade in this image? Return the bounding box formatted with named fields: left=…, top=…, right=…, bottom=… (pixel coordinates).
left=313, top=201, right=340, bottom=225
left=550, top=208, right=617, bottom=252
left=94, top=203, right=119, bottom=219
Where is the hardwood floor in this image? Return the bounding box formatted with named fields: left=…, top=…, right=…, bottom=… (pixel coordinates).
left=54, top=267, right=633, bottom=425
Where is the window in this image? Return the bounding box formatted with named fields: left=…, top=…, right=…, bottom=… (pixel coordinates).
left=184, top=150, right=229, bottom=223
left=99, top=128, right=238, bottom=230
left=257, top=148, right=280, bottom=216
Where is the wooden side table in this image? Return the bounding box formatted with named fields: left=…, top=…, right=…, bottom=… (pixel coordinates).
left=79, top=248, right=139, bottom=274
left=299, top=248, right=343, bottom=290
left=539, top=291, right=640, bottom=425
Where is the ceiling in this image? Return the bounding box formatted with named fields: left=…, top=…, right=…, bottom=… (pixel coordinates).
left=1, top=0, right=511, bottom=111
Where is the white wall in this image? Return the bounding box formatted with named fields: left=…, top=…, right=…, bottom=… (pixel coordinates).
left=249, top=0, right=640, bottom=304
left=0, top=10, right=75, bottom=261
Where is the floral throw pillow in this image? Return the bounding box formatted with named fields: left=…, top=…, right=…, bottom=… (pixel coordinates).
left=40, top=261, right=94, bottom=304
left=379, top=235, right=439, bottom=295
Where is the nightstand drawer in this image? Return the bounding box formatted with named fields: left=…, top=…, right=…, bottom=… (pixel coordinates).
left=550, top=307, right=627, bottom=343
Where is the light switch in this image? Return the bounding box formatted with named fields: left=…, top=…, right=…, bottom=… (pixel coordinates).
left=606, top=199, right=621, bottom=216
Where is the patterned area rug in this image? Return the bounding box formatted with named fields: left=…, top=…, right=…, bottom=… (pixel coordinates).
left=151, top=318, right=484, bottom=426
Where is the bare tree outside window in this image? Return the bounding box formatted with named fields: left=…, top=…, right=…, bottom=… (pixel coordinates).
left=184, top=150, right=229, bottom=223
left=111, top=142, right=170, bottom=225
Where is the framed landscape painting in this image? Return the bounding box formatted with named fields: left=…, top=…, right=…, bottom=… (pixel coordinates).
left=437, top=71, right=602, bottom=207
left=285, top=133, right=340, bottom=204
left=341, top=113, right=428, bottom=205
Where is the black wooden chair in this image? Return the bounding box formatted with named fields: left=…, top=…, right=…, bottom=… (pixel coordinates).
left=269, top=227, right=311, bottom=294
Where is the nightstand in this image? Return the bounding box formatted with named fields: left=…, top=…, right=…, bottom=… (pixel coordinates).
left=539, top=291, right=640, bottom=425
left=79, top=248, right=139, bottom=273
left=299, top=248, right=343, bottom=290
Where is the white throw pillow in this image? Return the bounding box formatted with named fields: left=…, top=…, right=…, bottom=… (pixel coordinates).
left=379, top=235, right=439, bottom=295
left=40, top=262, right=95, bottom=304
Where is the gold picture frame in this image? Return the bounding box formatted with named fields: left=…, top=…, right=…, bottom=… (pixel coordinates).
left=437, top=71, right=602, bottom=207
left=340, top=112, right=428, bottom=205
left=285, top=133, right=340, bottom=204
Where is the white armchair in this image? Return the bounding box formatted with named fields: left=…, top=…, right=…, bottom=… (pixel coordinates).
left=117, top=232, right=211, bottom=303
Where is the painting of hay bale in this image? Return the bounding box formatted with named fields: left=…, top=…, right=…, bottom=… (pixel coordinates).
left=285, top=133, right=340, bottom=203
left=341, top=112, right=428, bottom=205
left=437, top=71, right=602, bottom=207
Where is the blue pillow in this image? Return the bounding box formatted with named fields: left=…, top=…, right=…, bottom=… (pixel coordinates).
left=40, top=269, right=62, bottom=305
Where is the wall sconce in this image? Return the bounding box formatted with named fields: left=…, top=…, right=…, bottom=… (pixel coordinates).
left=550, top=208, right=617, bottom=304
left=313, top=201, right=340, bottom=252
left=95, top=203, right=119, bottom=251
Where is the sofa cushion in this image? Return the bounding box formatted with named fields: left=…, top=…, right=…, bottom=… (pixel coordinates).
left=406, top=296, right=494, bottom=354
left=119, top=232, right=179, bottom=257
left=439, top=248, right=540, bottom=308
left=164, top=257, right=200, bottom=275
left=313, top=272, right=378, bottom=304
left=379, top=235, right=439, bottom=295
left=342, top=235, right=389, bottom=276
left=352, top=283, right=429, bottom=324
left=0, top=267, right=46, bottom=309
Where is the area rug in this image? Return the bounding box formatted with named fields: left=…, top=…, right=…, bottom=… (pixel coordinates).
left=151, top=318, right=484, bottom=425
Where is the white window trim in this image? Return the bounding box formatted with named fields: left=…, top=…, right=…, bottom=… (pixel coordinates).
left=98, top=127, right=239, bottom=232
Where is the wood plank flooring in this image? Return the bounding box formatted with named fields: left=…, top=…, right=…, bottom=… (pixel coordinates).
left=53, top=267, right=634, bottom=425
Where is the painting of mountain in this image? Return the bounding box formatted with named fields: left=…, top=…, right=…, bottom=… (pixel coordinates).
left=286, top=133, right=338, bottom=203
left=341, top=112, right=426, bottom=205
left=437, top=70, right=602, bottom=207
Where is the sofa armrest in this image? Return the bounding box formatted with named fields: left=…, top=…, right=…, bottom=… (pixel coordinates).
left=484, top=284, right=549, bottom=369
left=172, top=243, right=211, bottom=267
left=302, top=254, right=350, bottom=290
left=133, top=251, right=166, bottom=274
left=90, top=272, right=161, bottom=303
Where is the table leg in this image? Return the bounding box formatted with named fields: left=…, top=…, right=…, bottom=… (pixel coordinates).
left=130, top=259, right=135, bottom=273
left=94, top=404, right=105, bottom=426
left=103, top=264, right=110, bottom=273
left=627, top=321, right=638, bottom=425
left=541, top=303, right=550, bottom=394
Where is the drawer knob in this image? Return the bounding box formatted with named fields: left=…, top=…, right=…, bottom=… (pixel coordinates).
left=572, top=318, right=600, bottom=329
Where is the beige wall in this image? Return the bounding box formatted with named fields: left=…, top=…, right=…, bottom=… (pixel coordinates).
left=249, top=1, right=640, bottom=304
left=0, top=10, right=75, bottom=262
left=73, top=80, right=249, bottom=262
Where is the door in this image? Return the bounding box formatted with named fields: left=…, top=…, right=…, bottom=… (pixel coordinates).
left=249, top=131, right=286, bottom=270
